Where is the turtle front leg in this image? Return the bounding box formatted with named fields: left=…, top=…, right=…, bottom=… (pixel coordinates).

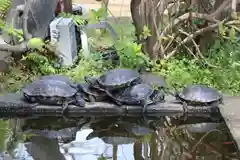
left=182, top=101, right=188, bottom=121
left=62, top=101, right=69, bottom=115
left=23, top=94, right=39, bottom=107
left=74, top=93, right=86, bottom=107
left=88, top=95, right=96, bottom=103
left=141, top=100, right=149, bottom=121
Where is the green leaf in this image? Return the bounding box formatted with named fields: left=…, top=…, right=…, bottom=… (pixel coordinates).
left=219, top=22, right=226, bottom=36
left=28, top=38, right=44, bottom=50
left=142, top=25, right=151, bottom=39
left=229, top=27, right=236, bottom=41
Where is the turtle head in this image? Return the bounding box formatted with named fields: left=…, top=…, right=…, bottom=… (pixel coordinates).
left=151, top=90, right=165, bottom=102
left=76, top=83, right=87, bottom=92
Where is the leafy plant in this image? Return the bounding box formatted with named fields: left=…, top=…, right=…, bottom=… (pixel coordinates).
left=58, top=12, right=87, bottom=26
left=88, top=8, right=108, bottom=24
left=152, top=39, right=240, bottom=95
left=115, top=41, right=150, bottom=69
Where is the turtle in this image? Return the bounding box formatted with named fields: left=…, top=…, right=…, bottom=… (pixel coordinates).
left=22, top=79, right=85, bottom=114
left=87, top=131, right=136, bottom=145
left=106, top=83, right=165, bottom=113
left=182, top=122, right=220, bottom=133
left=77, top=82, right=108, bottom=102
left=25, top=127, right=78, bottom=143
left=175, top=84, right=223, bottom=106
left=84, top=68, right=142, bottom=92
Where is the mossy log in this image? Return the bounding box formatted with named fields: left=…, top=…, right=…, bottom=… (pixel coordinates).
left=0, top=93, right=220, bottom=118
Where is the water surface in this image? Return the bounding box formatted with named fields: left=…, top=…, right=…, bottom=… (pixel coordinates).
left=0, top=116, right=238, bottom=160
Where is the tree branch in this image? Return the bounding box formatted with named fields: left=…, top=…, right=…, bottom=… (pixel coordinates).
left=0, top=41, right=29, bottom=54
left=159, top=12, right=219, bottom=54
left=165, top=20, right=240, bottom=59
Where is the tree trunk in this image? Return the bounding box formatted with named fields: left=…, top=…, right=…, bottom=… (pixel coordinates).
left=130, top=0, right=171, bottom=59
left=63, top=0, right=72, bottom=13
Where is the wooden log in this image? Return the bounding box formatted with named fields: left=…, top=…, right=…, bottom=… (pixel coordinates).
left=0, top=93, right=221, bottom=118
left=0, top=93, right=184, bottom=117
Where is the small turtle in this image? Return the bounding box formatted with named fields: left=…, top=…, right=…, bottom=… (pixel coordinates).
left=182, top=123, right=220, bottom=133
left=176, top=84, right=222, bottom=106
left=22, top=79, right=85, bottom=113
left=77, top=83, right=108, bottom=102
left=84, top=68, right=142, bottom=92
left=107, top=83, right=165, bottom=113
left=86, top=130, right=136, bottom=144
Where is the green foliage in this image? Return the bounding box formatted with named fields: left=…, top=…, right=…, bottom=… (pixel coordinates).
left=218, top=22, right=238, bottom=42
left=140, top=25, right=151, bottom=40
left=153, top=39, right=240, bottom=95
left=0, top=0, right=11, bottom=20
left=2, top=10, right=240, bottom=96
left=28, top=38, right=44, bottom=50
left=88, top=8, right=108, bottom=24
left=58, top=12, right=87, bottom=25
left=97, top=154, right=107, bottom=160
left=115, top=41, right=150, bottom=69
left=21, top=52, right=57, bottom=75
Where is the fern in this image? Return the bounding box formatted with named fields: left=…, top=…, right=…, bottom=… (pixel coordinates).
left=0, top=0, right=12, bottom=26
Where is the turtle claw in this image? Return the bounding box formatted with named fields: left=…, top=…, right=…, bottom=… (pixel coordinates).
left=30, top=102, right=39, bottom=107
left=62, top=104, right=69, bottom=115
left=88, top=95, right=96, bottom=103
left=115, top=100, right=123, bottom=106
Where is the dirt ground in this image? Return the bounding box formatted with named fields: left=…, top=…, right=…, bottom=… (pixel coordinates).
left=73, top=0, right=131, bottom=17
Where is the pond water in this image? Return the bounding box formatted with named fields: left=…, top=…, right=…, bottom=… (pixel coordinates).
left=0, top=115, right=239, bottom=160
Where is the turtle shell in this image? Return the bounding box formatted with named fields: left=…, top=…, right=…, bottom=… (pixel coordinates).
left=109, top=84, right=161, bottom=105
left=22, top=79, right=77, bottom=104
left=39, top=75, right=73, bottom=83
left=39, top=75, right=76, bottom=86
left=77, top=83, right=108, bottom=101
left=183, top=123, right=220, bottom=133
left=86, top=130, right=136, bottom=144
left=97, top=68, right=141, bottom=90
left=78, top=83, right=106, bottom=96
left=177, top=84, right=222, bottom=104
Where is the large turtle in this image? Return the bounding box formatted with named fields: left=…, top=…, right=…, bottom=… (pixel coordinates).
left=175, top=84, right=222, bottom=106
left=25, top=127, right=78, bottom=143
left=22, top=79, right=85, bottom=113
left=107, top=83, right=165, bottom=113
left=87, top=122, right=153, bottom=144
left=84, top=68, right=142, bottom=92
left=77, top=82, right=108, bottom=102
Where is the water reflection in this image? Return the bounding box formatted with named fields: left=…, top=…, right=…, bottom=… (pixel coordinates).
left=0, top=116, right=238, bottom=160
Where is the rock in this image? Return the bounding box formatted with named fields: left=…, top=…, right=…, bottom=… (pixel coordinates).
left=0, top=60, right=9, bottom=73
left=0, top=49, right=12, bottom=73
left=2, top=0, right=25, bottom=44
